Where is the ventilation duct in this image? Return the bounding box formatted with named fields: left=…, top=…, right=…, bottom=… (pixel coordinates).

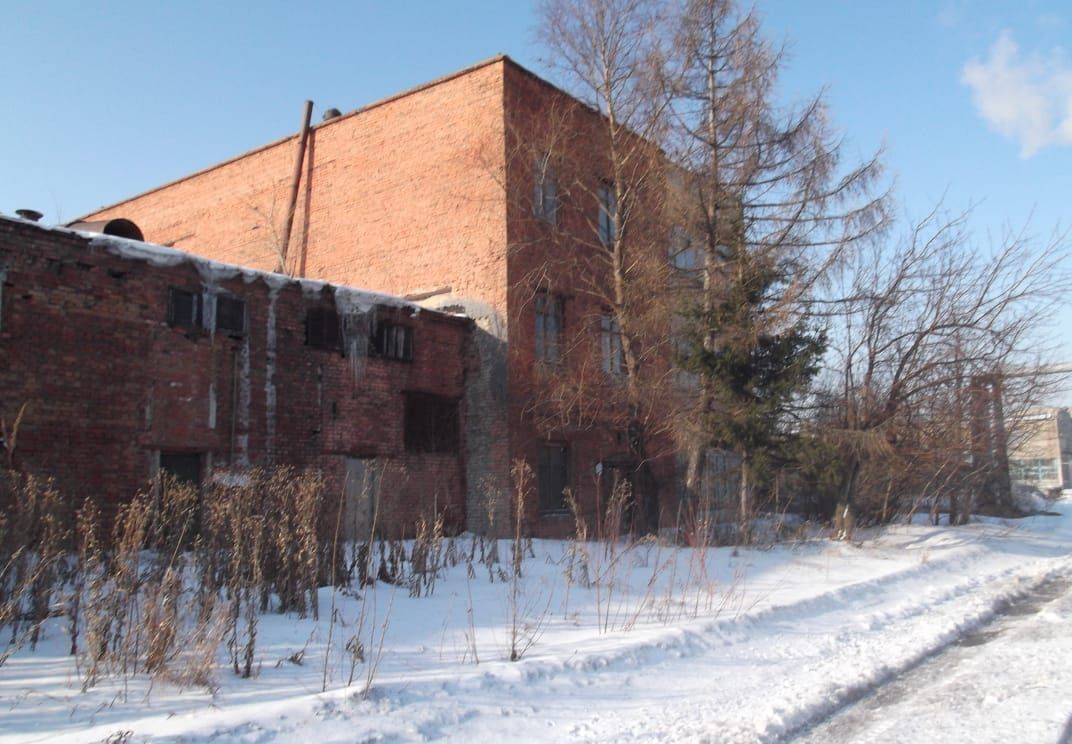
left=67, top=218, right=144, bottom=241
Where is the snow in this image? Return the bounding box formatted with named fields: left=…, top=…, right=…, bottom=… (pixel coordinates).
left=10, top=216, right=426, bottom=314
left=3, top=503, right=1071, bottom=743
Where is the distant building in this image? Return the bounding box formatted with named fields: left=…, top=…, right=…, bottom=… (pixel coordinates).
left=1009, top=407, right=1072, bottom=492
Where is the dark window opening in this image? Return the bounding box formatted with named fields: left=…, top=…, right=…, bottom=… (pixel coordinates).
left=168, top=287, right=202, bottom=329
left=535, top=291, right=563, bottom=364
left=404, top=393, right=459, bottom=453
left=538, top=443, right=570, bottom=512
left=216, top=295, right=246, bottom=335
left=306, top=307, right=341, bottom=351
left=373, top=322, right=414, bottom=361
left=159, top=451, right=202, bottom=488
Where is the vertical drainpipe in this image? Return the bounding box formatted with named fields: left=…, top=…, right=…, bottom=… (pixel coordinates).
left=278, top=100, right=314, bottom=274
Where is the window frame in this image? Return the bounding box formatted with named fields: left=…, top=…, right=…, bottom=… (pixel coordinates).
left=597, top=183, right=617, bottom=248
left=669, top=226, right=703, bottom=274
left=372, top=321, right=414, bottom=362
left=167, top=287, right=202, bottom=330
left=534, top=291, right=564, bottom=364
left=533, top=158, right=559, bottom=224
left=305, top=306, right=342, bottom=351
left=215, top=294, right=247, bottom=336
left=404, top=392, right=460, bottom=454
left=600, top=313, right=624, bottom=376
left=538, top=442, right=571, bottom=513
left=159, top=450, right=203, bottom=488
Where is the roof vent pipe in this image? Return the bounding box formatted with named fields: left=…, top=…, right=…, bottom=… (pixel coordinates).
left=66, top=218, right=145, bottom=241
left=15, top=209, right=43, bottom=222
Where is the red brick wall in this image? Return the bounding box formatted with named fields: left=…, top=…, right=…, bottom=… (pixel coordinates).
left=84, top=57, right=514, bottom=534
left=77, top=56, right=689, bottom=536
left=83, top=58, right=510, bottom=314
left=500, top=62, right=686, bottom=535
left=0, top=217, right=470, bottom=536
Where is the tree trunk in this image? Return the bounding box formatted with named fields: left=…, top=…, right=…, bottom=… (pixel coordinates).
left=737, top=455, right=751, bottom=545
left=834, top=459, right=859, bottom=540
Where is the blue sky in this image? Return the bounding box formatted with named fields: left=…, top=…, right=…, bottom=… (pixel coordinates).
left=2, top=0, right=1070, bottom=360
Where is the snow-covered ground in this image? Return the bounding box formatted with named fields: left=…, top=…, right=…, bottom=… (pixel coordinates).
left=3, top=501, right=1071, bottom=743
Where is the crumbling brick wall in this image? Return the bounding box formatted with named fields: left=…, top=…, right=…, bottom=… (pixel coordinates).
left=0, top=217, right=471, bottom=536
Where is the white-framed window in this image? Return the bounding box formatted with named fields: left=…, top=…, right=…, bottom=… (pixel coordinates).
left=535, top=291, right=563, bottom=364
left=1010, top=457, right=1059, bottom=482
left=533, top=158, right=558, bottom=224
left=600, top=314, right=624, bottom=375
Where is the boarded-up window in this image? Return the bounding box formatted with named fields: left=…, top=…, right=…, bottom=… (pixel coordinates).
left=168, top=287, right=202, bottom=329
left=538, top=444, right=570, bottom=512
left=216, top=295, right=246, bottom=335
left=404, top=393, right=459, bottom=453
left=306, top=307, right=341, bottom=351
left=373, top=322, right=413, bottom=361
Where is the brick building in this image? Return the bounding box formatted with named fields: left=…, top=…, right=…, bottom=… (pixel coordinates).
left=0, top=215, right=471, bottom=535
left=1009, top=407, right=1072, bottom=492
left=80, top=55, right=695, bottom=536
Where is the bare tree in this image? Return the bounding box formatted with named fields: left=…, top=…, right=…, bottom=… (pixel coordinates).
left=533, top=0, right=682, bottom=532
left=814, top=206, right=1069, bottom=531
left=663, top=0, right=888, bottom=535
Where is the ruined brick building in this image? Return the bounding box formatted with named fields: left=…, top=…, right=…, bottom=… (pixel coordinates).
left=6, top=56, right=701, bottom=536
left=0, top=216, right=471, bottom=534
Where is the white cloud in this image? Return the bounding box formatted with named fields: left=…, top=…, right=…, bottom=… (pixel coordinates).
left=961, top=30, right=1072, bottom=157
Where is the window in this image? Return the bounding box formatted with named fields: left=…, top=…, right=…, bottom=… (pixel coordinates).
left=598, top=183, right=617, bottom=247
left=159, top=451, right=202, bottom=488
left=600, top=314, right=624, bottom=375
left=215, top=295, right=246, bottom=335
left=535, top=292, right=563, bottom=364
left=168, top=287, right=202, bottom=329
left=669, top=227, right=703, bottom=273
left=404, top=393, right=460, bottom=453
left=533, top=159, right=558, bottom=224
left=306, top=307, right=341, bottom=351
left=672, top=315, right=699, bottom=388
left=1010, top=457, right=1058, bottom=482
left=538, top=444, right=570, bottom=512
left=373, top=322, right=414, bottom=361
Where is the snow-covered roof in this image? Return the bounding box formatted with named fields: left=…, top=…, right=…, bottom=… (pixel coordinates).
left=3, top=213, right=448, bottom=318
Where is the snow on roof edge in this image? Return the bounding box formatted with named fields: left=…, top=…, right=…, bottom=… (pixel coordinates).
left=3, top=214, right=452, bottom=318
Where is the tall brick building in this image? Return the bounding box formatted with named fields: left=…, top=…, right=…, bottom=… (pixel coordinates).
left=80, top=55, right=694, bottom=535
